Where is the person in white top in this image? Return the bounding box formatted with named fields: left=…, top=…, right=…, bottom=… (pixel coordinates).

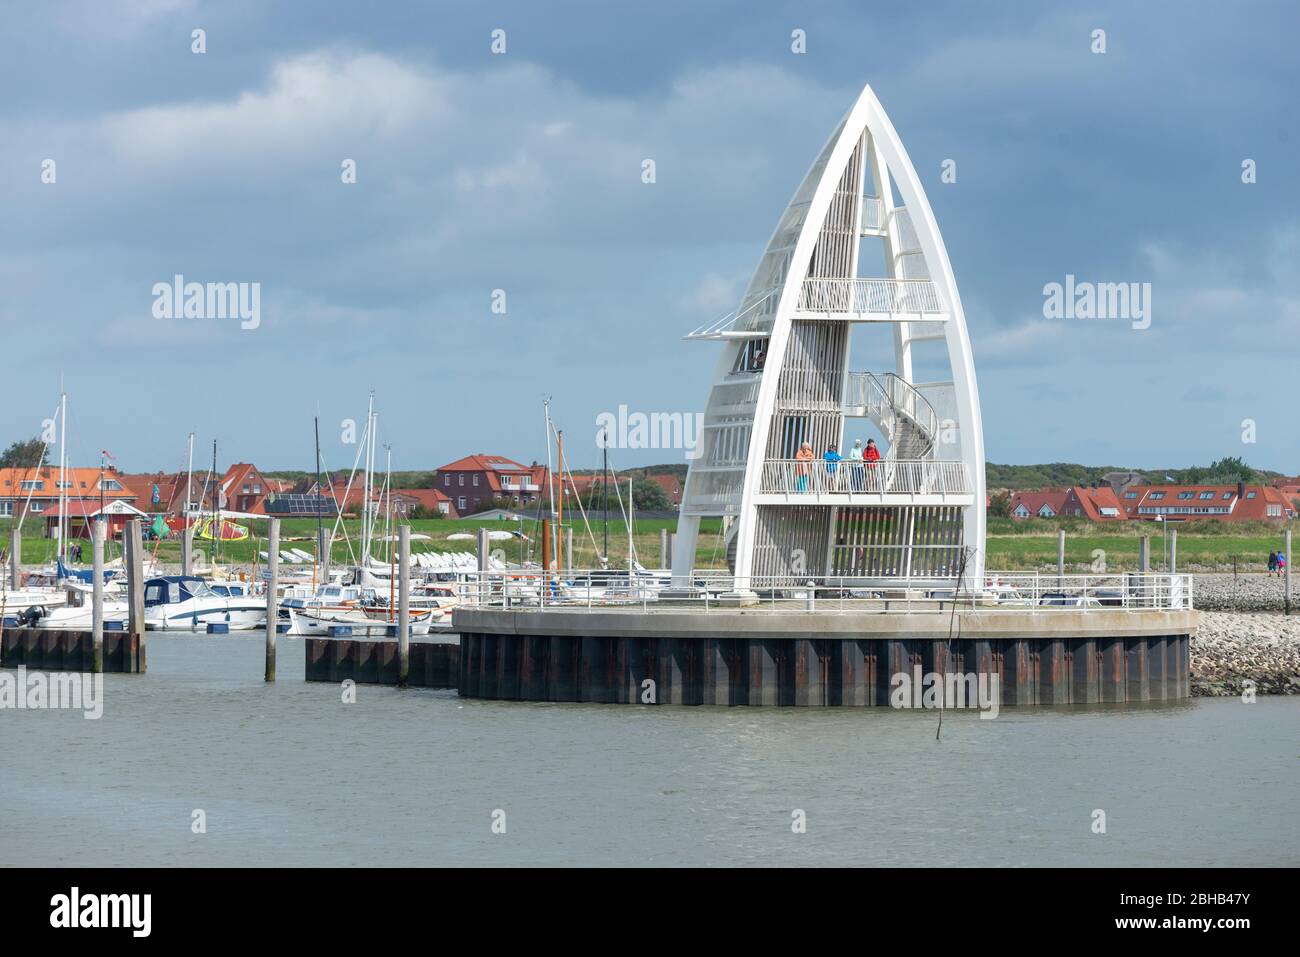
left=848, top=439, right=865, bottom=491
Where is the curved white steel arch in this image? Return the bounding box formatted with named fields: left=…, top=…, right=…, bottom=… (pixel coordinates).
left=674, top=84, right=985, bottom=589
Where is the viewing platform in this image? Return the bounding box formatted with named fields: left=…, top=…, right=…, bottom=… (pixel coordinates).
left=756, top=458, right=971, bottom=505
left=792, top=278, right=947, bottom=322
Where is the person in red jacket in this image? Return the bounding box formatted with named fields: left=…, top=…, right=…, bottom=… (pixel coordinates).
left=863, top=438, right=881, bottom=491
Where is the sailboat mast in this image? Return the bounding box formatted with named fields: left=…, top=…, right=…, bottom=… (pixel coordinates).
left=543, top=399, right=556, bottom=572
left=383, top=445, right=392, bottom=564
left=556, top=430, right=565, bottom=574
left=211, top=440, right=219, bottom=566
left=185, top=432, right=194, bottom=516
left=313, top=415, right=323, bottom=588
left=602, top=430, right=609, bottom=564
left=58, top=387, right=67, bottom=562
left=361, top=392, right=374, bottom=563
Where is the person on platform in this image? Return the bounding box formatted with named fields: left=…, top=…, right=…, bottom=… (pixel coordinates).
left=824, top=444, right=843, bottom=490
left=795, top=441, right=814, bottom=492
left=848, top=439, right=865, bottom=491
left=864, top=438, right=882, bottom=491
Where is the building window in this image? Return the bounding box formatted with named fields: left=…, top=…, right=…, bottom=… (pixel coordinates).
left=1198, top=491, right=1214, bottom=499
left=1246, top=491, right=1257, bottom=499
left=457, top=496, right=466, bottom=509
left=458, top=475, right=464, bottom=487
left=30, top=502, right=44, bottom=512
left=1149, top=492, right=1165, bottom=500
left=20, top=480, right=43, bottom=490
left=0, top=502, right=11, bottom=516
left=473, top=475, right=479, bottom=487
left=444, top=475, right=451, bottom=487
left=1267, top=504, right=1281, bottom=517
left=102, top=479, right=122, bottom=491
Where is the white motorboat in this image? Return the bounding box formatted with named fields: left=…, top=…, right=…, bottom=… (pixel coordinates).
left=143, top=575, right=266, bottom=631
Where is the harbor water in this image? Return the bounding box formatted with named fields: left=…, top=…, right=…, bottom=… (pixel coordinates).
left=1, top=632, right=1296, bottom=867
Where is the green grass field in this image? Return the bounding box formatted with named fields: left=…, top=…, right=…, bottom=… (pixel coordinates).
left=2, top=514, right=1293, bottom=573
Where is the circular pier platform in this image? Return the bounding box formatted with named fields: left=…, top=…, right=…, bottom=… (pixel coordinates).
left=452, top=606, right=1197, bottom=707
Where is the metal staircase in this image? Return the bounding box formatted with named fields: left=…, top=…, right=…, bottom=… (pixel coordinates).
left=844, top=372, right=938, bottom=461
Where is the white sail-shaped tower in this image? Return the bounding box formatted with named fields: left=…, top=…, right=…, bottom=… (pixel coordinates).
left=674, top=84, right=986, bottom=590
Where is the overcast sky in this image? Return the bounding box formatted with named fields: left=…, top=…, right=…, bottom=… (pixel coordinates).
left=2, top=0, right=1296, bottom=476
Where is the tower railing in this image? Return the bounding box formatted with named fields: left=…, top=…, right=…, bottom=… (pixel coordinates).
left=758, top=458, right=968, bottom=496
left=796, top=278, right=944, bottom=317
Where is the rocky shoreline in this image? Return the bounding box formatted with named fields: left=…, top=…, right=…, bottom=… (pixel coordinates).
left=1192, top=608, right=1300, bottom=696
left=1192, top=573, right=1296, bottom=613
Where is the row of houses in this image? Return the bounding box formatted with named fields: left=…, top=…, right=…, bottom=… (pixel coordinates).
left=1007, top=480, right=1298, bottom=524
left=0, top=453, right=686, bottom=536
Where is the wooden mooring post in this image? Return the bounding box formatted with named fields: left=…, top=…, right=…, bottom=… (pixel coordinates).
left=1169, top=528, right=1178, bottom=575
left=1286, top=529, right=1292, bottom=616
left=398, top=524, right=410, bottom=686
left=1139, top=536, right=1150, bottom=574
left=125, top=518, right=144, bottom=637
left=1057, top=528, right=1065, bottom=583
left=266, top=517, right=279, bottom=681
left=92, top=518, right=105, bottom=673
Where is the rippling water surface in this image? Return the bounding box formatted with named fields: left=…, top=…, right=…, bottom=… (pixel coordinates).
left=2, top=633, right=1296, bottom=866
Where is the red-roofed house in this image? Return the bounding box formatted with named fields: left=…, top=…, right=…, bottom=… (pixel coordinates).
left=435, top=455, right=545, bottom=514
left=220, top=463, right=270, bottom=513
left=645, top=473, right=684, bottom=506
left=1062, top=486, right=1126, bottom=521
left=1121, top=483, right=1295, bottom=522
left=1009, top=488, right=1069, bottom=520
left=390, top=488, right=454, bottom=519
left=0, top=465, right=136, bottom=526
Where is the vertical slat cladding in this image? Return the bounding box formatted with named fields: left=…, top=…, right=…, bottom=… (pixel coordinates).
left=829, top=506, right=963, bottom=577
left=753, top=505, right=831, bottom=580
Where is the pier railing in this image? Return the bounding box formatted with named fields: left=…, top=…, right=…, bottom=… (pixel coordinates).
left=450, top=570, right=1194, bottom=615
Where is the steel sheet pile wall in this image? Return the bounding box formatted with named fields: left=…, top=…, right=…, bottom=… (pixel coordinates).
left=303, top=638, right=459, bottom=688
left=0, top=628, right=145, bottom=673
left=456, top=632, right=1190, bottom=706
